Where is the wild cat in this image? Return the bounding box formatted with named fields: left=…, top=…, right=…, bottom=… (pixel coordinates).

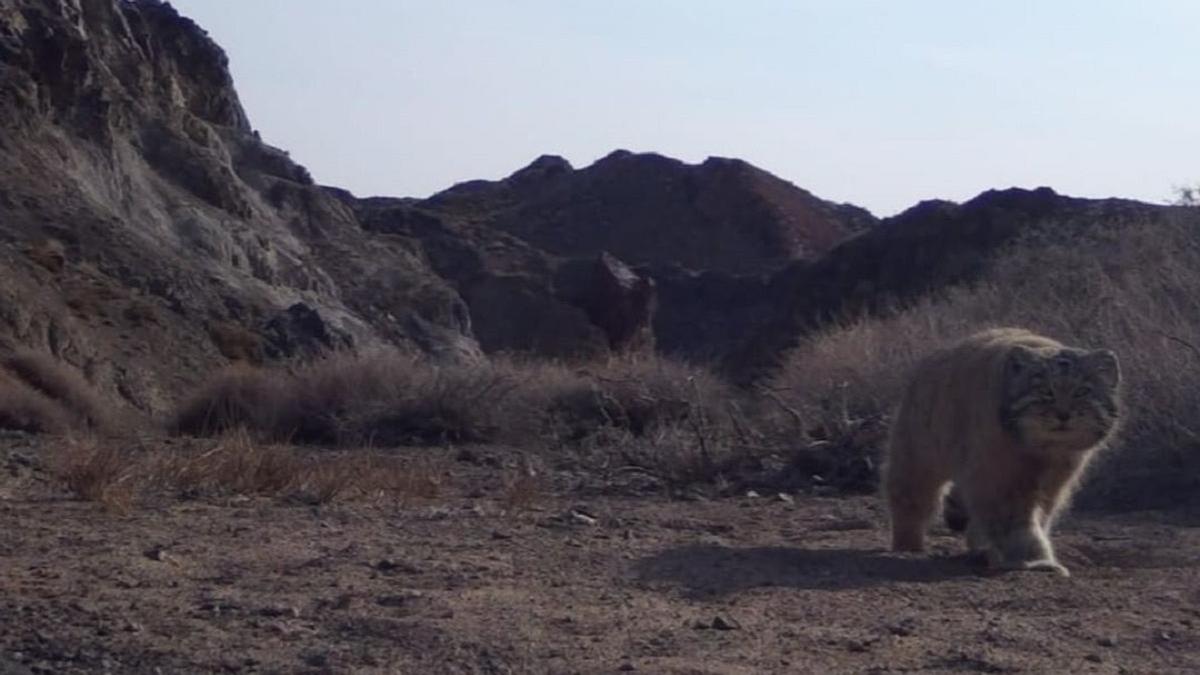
left=882, top=328, right=1121, bottom=577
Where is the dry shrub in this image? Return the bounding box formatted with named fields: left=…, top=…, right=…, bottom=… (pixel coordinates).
left=166, top=349, right=758, bottom=493
left=157, top=432, right=303, bottom=497
left=370, top=455, right=442, bottom=504
left=47, top=438, right=139, bottom=512
left=499, top=454, right=547, bottom=513
left=537, top=357, right=759, bottom=493
left=208, top=321, right=263, bottom=362
left=0, top=377, right=72, bottom=434
left=291, top=351, right=519, bottom=446
left=1, top=351, right=111, bottom=432
left=47, top=431, right=443, bottom=509
left=153, top=436, right=440, bottom=505
left=167, top=365, right=289, bottom=438
left=769, top=211, right=1200, bottom=508
left=530, top=355, right=736, bottom=444
left=169, top=351, right=529, bottom=447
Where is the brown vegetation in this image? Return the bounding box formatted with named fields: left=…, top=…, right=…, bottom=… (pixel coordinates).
left=0, top=376, right=72, bottom=434
left=0, top=351, right=112, bottom=434
left=45, top=432, right=441, bottom=510
left=47, top=438, right=139, bottom=512
left=167, top=365, right=289, bottom=438
left=1, top=351, right=112, bottom=431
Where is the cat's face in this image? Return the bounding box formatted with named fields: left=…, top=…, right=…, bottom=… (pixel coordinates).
left=1002, top=346, right=1121, bottom=451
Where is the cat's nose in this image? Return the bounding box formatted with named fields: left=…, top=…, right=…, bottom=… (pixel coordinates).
left=1055, top=411, right=1070, bottom=422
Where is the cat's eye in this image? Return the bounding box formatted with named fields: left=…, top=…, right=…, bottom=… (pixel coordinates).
left=1073, top=386, right=1092, bottom=397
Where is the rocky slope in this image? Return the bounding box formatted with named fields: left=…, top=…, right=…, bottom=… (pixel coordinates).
left=0, top=0, right=483, bottom=413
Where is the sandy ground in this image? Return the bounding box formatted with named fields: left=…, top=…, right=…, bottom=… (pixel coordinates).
left=2, top=439, right=1198, bottom=675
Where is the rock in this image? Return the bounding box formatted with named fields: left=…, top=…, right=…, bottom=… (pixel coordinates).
left=711, top=615, right=741, bottom=631
left=143, top=546, right=169, bottom=562
left=375, top=558, right=419, bottom=574
left=375, top=591, right=423, bottom=608
left=570, top=511, right=598, bottom=526
left=260, top=303, right=343, bottom=359
left=556, top=252, right=656, bottom=353
left=258, top=606, right=301, bottom=619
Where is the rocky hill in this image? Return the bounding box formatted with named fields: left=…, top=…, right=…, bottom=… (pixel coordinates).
left=0, top=0, right=479, bottom=414
left=0, top=0, right=1186, bottom=413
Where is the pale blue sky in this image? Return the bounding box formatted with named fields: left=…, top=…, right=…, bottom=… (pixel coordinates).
left=171, top=1, right=1198, bottom=216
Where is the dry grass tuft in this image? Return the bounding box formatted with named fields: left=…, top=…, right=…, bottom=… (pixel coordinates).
left=47, top=438, right=139, bottom=512
left=499, top=454, right=547, bottom=514
left=167, top=366, right=289, bottom=438
left=1, top=351, right=112, bottom=432
left=0, top=377, right=72, bottom=434
left=46, top=431, right=445, bottom=509
left=324, top=353, right=520, bottom=446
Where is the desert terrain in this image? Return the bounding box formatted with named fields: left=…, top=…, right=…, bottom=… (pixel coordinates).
left=3, top=437, right=1199, bottom=675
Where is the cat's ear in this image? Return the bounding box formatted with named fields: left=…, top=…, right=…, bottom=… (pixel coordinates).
left=1084, top=349, right=1120, bottom=389
left=1006, top=346, right=1040, bottom=379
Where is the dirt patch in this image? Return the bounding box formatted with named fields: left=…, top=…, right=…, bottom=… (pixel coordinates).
left=2, top=437, right=1199, bottom=674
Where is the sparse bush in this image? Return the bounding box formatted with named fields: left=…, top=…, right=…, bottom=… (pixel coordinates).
left=163, top=349, right=763, bottom=494
left=1174, top=184, right=1200, bottom=207
left=526, top=355, right=736, bottom=446
left=0, top=375, right=72, bottom=434
left=299, top=352, right=521, bottom=447
left=1, top=351, right=112, bottom=432
left=167, top=365, right=289, bottom=438
left=48, top=438, right=139, bottom=512
left=47, top=431, right=439, bottom=509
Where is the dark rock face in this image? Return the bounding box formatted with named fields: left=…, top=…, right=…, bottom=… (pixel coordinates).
left=261, top=303, right=352, bottom=360
left=555, top=253, right=657, bottom=353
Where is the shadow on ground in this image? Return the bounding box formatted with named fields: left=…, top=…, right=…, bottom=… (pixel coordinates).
left=632, top=545, right=980, bottom=597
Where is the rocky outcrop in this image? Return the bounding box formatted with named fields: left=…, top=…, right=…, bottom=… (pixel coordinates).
left=0, top=0, right=476, bottom=412
left=555, top=253, right=656, bottom=353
